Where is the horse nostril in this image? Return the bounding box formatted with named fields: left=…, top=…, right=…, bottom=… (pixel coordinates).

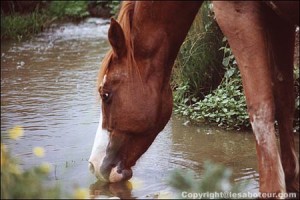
left=88, top=162, right=95, bottom=174
left=117, top=168, right=122, bottom=174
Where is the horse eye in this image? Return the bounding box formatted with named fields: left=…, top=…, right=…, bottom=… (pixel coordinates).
left=101, top=92, right=111, bottom=103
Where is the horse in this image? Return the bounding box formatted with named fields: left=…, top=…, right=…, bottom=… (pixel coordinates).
left=89, top=1, right=299, bottom=195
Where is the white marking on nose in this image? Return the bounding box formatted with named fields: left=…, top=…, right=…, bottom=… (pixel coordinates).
left=88, top=114, right=109, bottom=180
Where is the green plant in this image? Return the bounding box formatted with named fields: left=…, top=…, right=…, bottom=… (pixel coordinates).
left=107, top=1, right=121, bottom=16
left=1, top=127, right=61, bottom=199
left=191, top=39, right=249, bottom=129
left=174, top=37, right=250, bottom=129
left=168, top=161, right=249, bottom=199
left=1, top=11, right=47, bottom=40
left=1, top=1, right=91, bottom=40
left=172, top=2, right=298, bottom=131
left=172, top=1, right=224, bottom=104
left=171, top=1, right=250, bottom=129
left=1, top=126, right=89, bottom=199
left=47, top=1, right=89, bottom=19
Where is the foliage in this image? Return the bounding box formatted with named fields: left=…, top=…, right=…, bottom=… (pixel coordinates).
left=1, top=1, right=86, bottom=40
left=1, top=127, right=61, bottom=199
left=191, top=40, right=249, bottom=129
left=171, top=2, right=224, bottom=103
left=168, top=161, right=249, bottom=199
left=1, top=126, right=89, bottom=199
left=46, top=1, right=89, bottom=19
left=173, top=34, right=299, bottom=130
left=172, top=2, right=299, bottom=131
left=1, top=11, right=47, bottom=40
left=1, top=154, right=61, bottom=199
left=174, top=36, right=250, bottom=129
left=1, top=1, right=93, bottom=40
left=107, top=1, right=121, bottom=16
left=171, top=2, right=250, bottom=129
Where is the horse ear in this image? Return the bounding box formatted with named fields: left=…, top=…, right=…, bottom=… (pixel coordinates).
left=108, top=18, right=127, bottom=58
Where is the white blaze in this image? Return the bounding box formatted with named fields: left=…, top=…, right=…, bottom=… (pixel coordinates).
left=88, top=114, right=109, bottom=180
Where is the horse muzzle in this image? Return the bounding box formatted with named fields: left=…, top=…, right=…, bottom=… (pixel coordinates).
left=88, top=115, right=132, bottom=182
left=89, top=160, right=132, bottom=182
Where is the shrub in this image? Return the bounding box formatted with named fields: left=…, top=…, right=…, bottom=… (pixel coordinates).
left=168, top=161, right=249, bottom=199
left=172, top=1, right=224, bottom=103
left=171, top=2, right=250, bottom=129
left=47, top=1, right=89, bottom=19
left=174, top=36, right=250, bottom=129
left=190, top=40, right=249, bottom=129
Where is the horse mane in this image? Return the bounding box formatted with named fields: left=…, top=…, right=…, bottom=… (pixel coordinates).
left=98, top=1, right=136, bottom=89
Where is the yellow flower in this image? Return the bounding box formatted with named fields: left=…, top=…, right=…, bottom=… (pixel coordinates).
left=8, top=126, right=24, bottom=140
left=125, top=181, right=132, bottom=190
left=33, top=147, right=45, bottom=157
left=127, top=177, right=143, bottom=190
left=73, top=188, right=89, bottom=199
left=39, top=162, right=52, bottom=174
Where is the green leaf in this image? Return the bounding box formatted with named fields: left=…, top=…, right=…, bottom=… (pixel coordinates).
left=222, top=57, right=230, bottom=67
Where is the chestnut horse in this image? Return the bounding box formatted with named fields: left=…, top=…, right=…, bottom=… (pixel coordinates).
left=89, top=1, right=299, bottom=194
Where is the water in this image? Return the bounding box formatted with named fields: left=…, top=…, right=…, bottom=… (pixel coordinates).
left=1, top=18, right=298, bottom=199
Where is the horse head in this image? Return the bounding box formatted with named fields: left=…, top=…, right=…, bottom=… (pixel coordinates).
left=88, top=13, right=173, bottom=182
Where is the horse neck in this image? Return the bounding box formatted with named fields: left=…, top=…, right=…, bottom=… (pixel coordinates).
left=131, top=2, right=202, bottom=86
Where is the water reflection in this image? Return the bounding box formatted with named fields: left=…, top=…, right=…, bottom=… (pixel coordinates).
left=1, top=18, right=298, bottom=199
left=90, top=181, right=133, bottom=199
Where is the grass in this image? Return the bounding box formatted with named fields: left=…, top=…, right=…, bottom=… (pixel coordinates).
left=1, top=1, right=120, bottom=41
left=172, top=2, right=224, bottom=103
left=174, top=40, right=250, bottom=130
left=1, top=11, right=47, bottom=41
left=171, top=2, right=250, bottom=130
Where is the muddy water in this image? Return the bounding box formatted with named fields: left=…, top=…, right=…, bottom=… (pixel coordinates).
left=1, top=18, right=298, bottom=199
